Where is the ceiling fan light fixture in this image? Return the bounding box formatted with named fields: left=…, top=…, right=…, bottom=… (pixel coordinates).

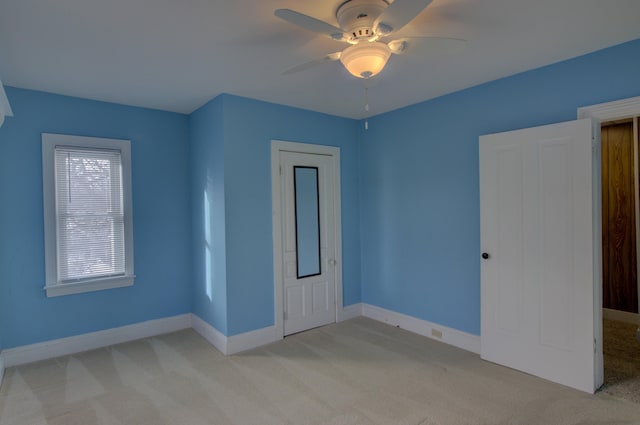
left=340, top=41, right=391, bottom=78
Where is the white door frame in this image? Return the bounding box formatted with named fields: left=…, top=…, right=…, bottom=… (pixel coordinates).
left=578, top=95, right=640, bottom=386
left=271, top=140, right=343, bottom=338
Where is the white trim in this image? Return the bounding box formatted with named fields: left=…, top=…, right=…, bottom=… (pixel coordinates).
left=190, top=314, right=281, bottom=355
left=338, top=303, right=363, bottom=322
left=191, top=314, right=227, bottom=354
left=587, top=117, right=605, bottom=391
left=578, top=96, right=640, bottom=390
left=1, top=314, right=191, bottom=367
left=0, top=307, right=480, bottom=371
left=578, top=96, right=640, bottom=121
left=42, top=133, right=135, bottom=298
left=270, top=140, right=343, bottom=338
left=227, top=326, right=280, bottom=354
left=603, top=308, right=640, bottom=324
left=44, top=275, right=135, bottom=297
left=271, top=142, right=285, bottom=338
left=332, top=149, right=344, bottom=324
left=362, top=303, right=481, bottom=354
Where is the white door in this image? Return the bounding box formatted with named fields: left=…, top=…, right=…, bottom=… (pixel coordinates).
left=480, top=119, right=600, bottom=393
left=279, top=150, right=337, bottom=335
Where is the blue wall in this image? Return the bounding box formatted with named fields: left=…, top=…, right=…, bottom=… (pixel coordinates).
left=190, top=94, right=362, bottom=336
left=190, top=96, right=229, bottom=334
left=222, top=95, right=362, bottom=335
left=360, top=38, right=640, bottom=335
left=0, top=88, right=192, bottom=348
left=3, top=37, right=640, bottom=349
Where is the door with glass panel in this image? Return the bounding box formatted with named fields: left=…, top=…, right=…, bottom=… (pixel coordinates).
left=280, top=150, right=336, bottom=335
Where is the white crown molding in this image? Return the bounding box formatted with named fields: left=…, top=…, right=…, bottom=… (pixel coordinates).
left=1, top=314, right=191, bottom=368
left=578, top=96, right=640, bottom=121
left=362, top=303, right=480, bottom=354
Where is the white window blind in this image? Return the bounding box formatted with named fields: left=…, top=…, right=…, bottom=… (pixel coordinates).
left=54, top=147, right=125, bottom=282
left=43, top=133, right=134, bottom=297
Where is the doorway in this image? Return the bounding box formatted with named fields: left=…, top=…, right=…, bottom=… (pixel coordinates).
left=578, top=97, right=640, bottom=398
left=600, top=117, right=640, bottom=400
left=271, top=140, right=343, bottom=337
left=601, top=119, right=639, bottom=315
left=478, top=97, right=640, bottom=394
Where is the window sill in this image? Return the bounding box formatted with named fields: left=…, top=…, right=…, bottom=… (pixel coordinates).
left=44, top=275, right=135, bottom=297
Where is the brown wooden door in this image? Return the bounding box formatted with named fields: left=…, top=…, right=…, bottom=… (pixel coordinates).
left=602, top=121, right=638, bottom=313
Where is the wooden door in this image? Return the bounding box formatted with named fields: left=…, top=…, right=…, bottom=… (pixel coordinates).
left=601, top=121, right=638, bottom=313
left=480, top=119, right=598, bottom=393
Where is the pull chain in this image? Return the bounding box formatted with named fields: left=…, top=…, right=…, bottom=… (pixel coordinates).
left=364, top=78, right=369, bottom=130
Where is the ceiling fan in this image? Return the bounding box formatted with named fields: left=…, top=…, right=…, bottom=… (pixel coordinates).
left=275, top=0, right=464, bottom=79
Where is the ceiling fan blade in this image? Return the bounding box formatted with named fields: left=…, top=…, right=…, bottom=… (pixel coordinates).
left=275, top=9, right=345, bottom=41
left=389, top=36, right=467, bottom=55
left=374, top=0, right=433, bottom=35
left=282, top=52, right=342, bottom=75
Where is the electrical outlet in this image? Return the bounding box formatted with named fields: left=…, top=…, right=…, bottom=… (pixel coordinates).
left=431, top=328, right=443, bottom=339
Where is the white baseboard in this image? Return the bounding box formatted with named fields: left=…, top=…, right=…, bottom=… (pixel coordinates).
left=338, top=303, right=363, bottom=322
left=227, top=325, right=280, bottom=354
left=191, top=314, right=281, bottom=355
left=193, top=304, right=480, bottom=356
left=0, top=304, right=481, bottom=372
left=1, top=314, right=192, bottom=368
left=362, top=303, right=480, bottom=354
left=191, top=314, right=227, bottom=354
left=603, top=307, right=639, bottom=324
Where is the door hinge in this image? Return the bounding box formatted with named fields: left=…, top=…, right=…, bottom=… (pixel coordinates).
left=279, top=165, right=282, bottom=176
left=594, top=338, right=597, bottom=353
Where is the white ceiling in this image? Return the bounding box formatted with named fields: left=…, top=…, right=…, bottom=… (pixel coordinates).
left=1, top=0, right=640, bottom=119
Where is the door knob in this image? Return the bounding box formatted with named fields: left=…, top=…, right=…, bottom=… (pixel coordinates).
left=482, top=252, right=490, bottom=260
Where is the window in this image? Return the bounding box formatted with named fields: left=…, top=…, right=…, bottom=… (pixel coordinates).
left=42, top=134, right=134, bottom=297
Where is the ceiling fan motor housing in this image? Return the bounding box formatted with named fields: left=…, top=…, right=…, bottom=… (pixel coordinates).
left=336, top=0, right=389, bottom=41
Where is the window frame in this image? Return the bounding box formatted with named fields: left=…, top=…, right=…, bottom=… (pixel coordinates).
left=42, top=133, right=135, bottom=297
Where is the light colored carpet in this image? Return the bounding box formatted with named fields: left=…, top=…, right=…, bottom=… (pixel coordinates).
left=601, top=318, right=640, bottom=403
left=2, top=317, right=640, bottom=425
